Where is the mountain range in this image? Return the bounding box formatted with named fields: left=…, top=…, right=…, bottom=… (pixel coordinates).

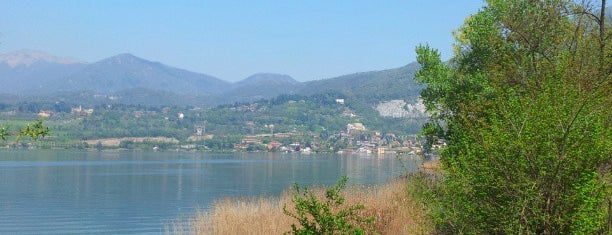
left=0, top=49, right=422, bottom=106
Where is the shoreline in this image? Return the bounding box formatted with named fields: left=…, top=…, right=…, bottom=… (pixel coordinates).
left=170, top=160, right=439, bottom=235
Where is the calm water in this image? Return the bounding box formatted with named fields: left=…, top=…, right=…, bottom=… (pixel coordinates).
left=0, top=150, right=419, bottom=234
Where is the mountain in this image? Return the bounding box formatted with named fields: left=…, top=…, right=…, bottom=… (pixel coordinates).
left=0, top=50, right=423, bottom=107
left=298, top=62, right=423, bottom=104
left=216, top=73, right=302, bottom=104
left=209, top=64, right=423, bottom=106
left=64, top=53, right=229, bottom=95
left=0, top=49, right=84, bottom=67
left=235, top=73, right=299, bottom=87
left=0, top=50, right=87, bottom=94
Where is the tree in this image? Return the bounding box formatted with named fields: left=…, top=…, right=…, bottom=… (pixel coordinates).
left=415, top=0, right=610, bottom=233
left=0, top=120, right=50, bottom=142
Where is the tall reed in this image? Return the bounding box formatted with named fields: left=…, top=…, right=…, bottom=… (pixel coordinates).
left=169, top=177, right=433, bottom=234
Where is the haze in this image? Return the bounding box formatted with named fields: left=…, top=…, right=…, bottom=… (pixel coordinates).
left=0, top=1, right=483, bottom=82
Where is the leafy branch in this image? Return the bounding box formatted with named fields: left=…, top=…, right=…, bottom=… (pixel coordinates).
left=0, top=120, right=50, bottom=142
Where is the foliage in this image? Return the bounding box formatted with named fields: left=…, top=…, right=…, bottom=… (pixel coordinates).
left=283, top=176, right=375, bottom=234
left=299, top=63, right=423, bottom=105
left=415, top=0, right=611, bottom=234
left=0, top=120, right=49, bottom=142
left=0, top=89, right=425, bottom=150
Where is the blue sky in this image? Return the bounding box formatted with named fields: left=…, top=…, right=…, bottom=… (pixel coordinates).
left=0, top=1, right=484, bottom=81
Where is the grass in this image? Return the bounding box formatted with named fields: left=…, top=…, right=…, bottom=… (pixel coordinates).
left=167, top=175, right=435, bottom=235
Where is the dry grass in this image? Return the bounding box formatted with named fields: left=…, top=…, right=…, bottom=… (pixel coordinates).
left=421, top=160, right=440, bottom=172
left=342, top=179, right=433, bottom=234
left=169, top=178, right=433, bottom=235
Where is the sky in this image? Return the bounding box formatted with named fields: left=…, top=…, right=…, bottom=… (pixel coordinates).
left=0, top=1, right=484, bottom=82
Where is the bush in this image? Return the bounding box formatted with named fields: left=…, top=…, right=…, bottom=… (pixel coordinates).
left=283, top=176, right=375, bottom=234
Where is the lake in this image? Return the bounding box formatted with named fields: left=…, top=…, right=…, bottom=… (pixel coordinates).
left=0, top=150, right=420, bottom=234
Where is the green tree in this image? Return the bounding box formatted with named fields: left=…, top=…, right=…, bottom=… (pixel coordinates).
left=0, top=120, right=50, bottom=142
left=415, top=0, right=610, bottom=234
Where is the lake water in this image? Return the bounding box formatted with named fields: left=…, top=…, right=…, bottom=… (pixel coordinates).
left=0, top=150, right=419, bottom=234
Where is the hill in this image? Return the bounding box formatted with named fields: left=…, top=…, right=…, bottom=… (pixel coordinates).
left=0, top=50, right=86, bottom=94
left=65, top=53, right=229, bottom=95
left=299, top=63, right=422, bottom=104
left=0, top=50, right=423, bottom=109
left=214, top=73, right=302, bottom=104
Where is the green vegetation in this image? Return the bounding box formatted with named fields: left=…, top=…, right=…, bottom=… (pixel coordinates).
left=300, top=63, right=423, bottom=105
left=0, top=55, right=427, bottom=151
left=415, top=0, right=610, bottom=234
left=0, top=120, right=49, bottom=142
left=283, top=176, right=375, bottom=235
left=180, top=178, right=431, bottom=234
left=0, top=92, right=426, bottom=151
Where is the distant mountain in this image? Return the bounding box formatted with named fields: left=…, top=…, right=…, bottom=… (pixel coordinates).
left=64, top=53, right=229, bottom=95
left=0, top=49, right=84, bottom=67
left=216, top=73, right=302, bottom=104
left=209, top=64, right=423, bottom=106
left=0, top=49, right=423, bottom=108
left=0, top=50, right=86, bottom=94
left=235, top=73, right=299, bottom=87
left=298, top=62, right=423, bottom=105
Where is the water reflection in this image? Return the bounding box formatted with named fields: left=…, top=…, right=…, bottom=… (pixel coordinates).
left=0, top=150, right=419, bottom=234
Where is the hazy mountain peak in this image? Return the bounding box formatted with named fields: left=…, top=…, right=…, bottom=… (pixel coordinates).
left=115, top=53, right=145, bottom=60
left=64, top=52, right=229, bottom=95
left=0, top=49, right=85, bottom=67
left=241, top=73, right=298, bottom=85
left=101, top=53, right=150, bottom=65
left=217, top=73, right=301, bottom=104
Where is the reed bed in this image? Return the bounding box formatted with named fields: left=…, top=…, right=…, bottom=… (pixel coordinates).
left=168, top=177, right=433, bottom=235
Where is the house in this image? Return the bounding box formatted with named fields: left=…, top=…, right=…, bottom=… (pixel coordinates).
left=38, top=110, right=53, bottom=118
left=335, top=98, right=345, bottom=105
left=342, top=109, right=356, bottom=117
left=267, top=141, right=282, bottom=150
left=72, top=106, right=93, bottom=116
left=347, top=123, right=366, bottom=134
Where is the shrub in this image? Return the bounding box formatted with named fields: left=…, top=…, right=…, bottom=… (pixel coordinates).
left=283, top=176, right=375, bottom=234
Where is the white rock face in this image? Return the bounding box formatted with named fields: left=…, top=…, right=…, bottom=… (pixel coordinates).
left=0, top=49, right=84, bottom=67
left=375, top=99, right=427, bottom=118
